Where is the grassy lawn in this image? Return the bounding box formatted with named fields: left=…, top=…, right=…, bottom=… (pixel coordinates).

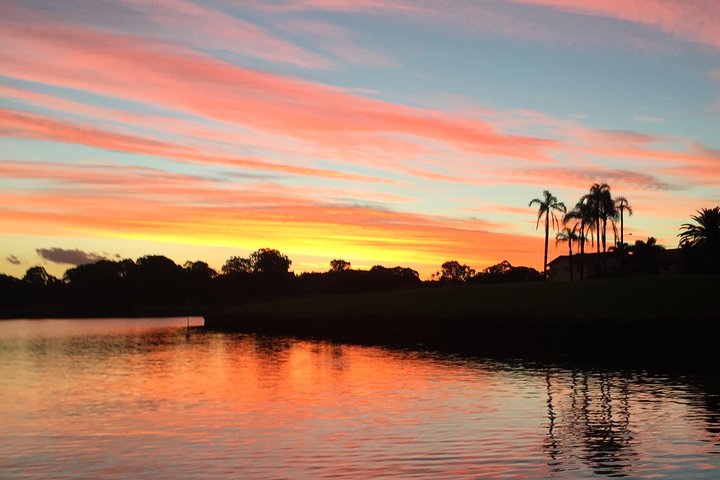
left=208, top=275, right=719, bottom=333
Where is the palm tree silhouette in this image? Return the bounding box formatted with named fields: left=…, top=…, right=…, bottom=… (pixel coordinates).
left=556, top=226, right=579, bottom=281
left=601, top=193, right=617, bottom=255
left=530, top=190, right=566, bottom=278
left=615, top=196, right=632, bottom=270
left=581, top=183, right=611, bottom=255
left=679, top=207, right=720, bottom=249
left=580, top=183, right=613, bottom=275
left=678, top=207, right=720, bottom=272
left=564, top=203, right=592, bottom=280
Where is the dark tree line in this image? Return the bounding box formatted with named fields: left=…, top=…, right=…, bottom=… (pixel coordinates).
left=0, top=249, right=423, bottom=316
left=437, top=260, right=542, bottom=284
left=0, top=246, right=546, bottom=317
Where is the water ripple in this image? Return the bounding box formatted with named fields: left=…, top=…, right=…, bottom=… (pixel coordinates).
left=1, top=319, right=719, bottom=478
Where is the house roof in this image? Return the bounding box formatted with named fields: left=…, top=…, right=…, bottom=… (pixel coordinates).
left=548, top=248, right=683, bottom=266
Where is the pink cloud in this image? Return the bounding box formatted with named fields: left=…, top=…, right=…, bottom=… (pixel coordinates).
left=242, top=0, right=428, bottom=15
left=18, top=2, right=712, bottom=186
left=0, top=83, right=425, bottom=169
left=658, top=145, right=720, bottom=186
left=2, top=0, right=330, bottom=69
left=632, top=191, right=719, bottom=219
left=511, top=0, right=720, bottom=50
left=510, top=166, right=678, bottom=191
left=242, top=0, right=689, bottom=53
left=133, top=0, right=332, bottom=68
left=0, top=17, right=555, bottom=163
left=0, top=160, right=412, bottom=206
left=0, top=109, right=380, bottom=182
left=320, top=40, right=397, bottom=68
left=2, top=55, right=716, bottom=192
left=279, top=18, right=396, bottom=68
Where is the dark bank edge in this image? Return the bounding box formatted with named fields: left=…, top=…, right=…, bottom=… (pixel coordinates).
left=204, top=275, right=720, bottom=360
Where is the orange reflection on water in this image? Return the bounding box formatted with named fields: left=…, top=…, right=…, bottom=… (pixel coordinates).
left=1, top=320, right=719, bottom=479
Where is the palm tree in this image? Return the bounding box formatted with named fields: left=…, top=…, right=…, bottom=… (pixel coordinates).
left=678, top=207, right=720, bottom=272
left=530, top=190, right=567, bottom=277
left=600, top=193, right=617, bottom=254
left=615, top=197, right=633, bottom=249
left=678, top=207, right=720, bottom=249
left=556, top=226, right=579, bottom=281
left=564, top=202, right=592, bottom=280
left=581, top=183, right=612, bottom=256
left=615, top=196, right=632, bottom=269
left=580, top=183, right=615, bottom=275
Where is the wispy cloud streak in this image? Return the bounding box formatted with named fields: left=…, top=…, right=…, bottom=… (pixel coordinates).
left=0, top=15, right=554, bottom=162
left=510, top=0, right=720, bottom=50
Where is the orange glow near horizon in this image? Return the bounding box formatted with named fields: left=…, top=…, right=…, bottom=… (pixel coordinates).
left=1, top=0, right=719, bottom=278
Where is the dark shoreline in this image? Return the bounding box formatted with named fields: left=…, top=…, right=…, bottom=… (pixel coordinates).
left=3, top=274, right=718, bottom=363
left=205, top=314, right=720, bottom=361
left=205, top=274, right=720, bottom=362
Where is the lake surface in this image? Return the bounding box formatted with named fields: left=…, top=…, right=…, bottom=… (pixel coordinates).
left=1, top=318, right=718, bottom=479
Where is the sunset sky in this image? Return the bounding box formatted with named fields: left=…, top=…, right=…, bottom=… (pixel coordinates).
left=1, top=0, right=719, bottom=278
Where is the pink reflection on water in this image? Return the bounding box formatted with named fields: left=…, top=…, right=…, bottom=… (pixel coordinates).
left=0, top=319, right=718, bottom=478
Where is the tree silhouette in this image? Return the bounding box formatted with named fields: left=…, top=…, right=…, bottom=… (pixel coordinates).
left=183, top=261, right=217, bottom=281
left=581, top=183, right=612, bottom=256
left=22, top=266, right=58, bottom=286
left=0, top=274, right=26, bottom=308
left=329, top=259, right=351, bottom=273
left=135, top=255, right=181, bottom=276
left=468, top=260, right=541, bottom=283
left=678, top=207, right=720, bottom=273
left=369, top=265, right=421, bottom=288
left=249, top=248, right=292, bottom=275
left=601, top=193, right=617, bottom=255
left=615, top=197, right=633, bottom=250
left=221, top=256, right=252, bottom=275
left=440, top=260, right=475, bottom=282
left=615, top=196, right=633, bottom=269
left=529, top=190, right=566, bottom=277
left=129, top=255, right=184, bottom=300
left=628, top=237, right=665, bottom=274
left=483, top=260, right=512, bottom=277
left=564, top=202, right=592, bottom=280
left=64, top=259, right=133, bottom=286
left=556, top=226, right=579, bottom=281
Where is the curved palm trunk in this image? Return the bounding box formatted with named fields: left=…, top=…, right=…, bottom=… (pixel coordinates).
left=568, top=239, right=574, bottom=282
left=544, top=210, right=549, bottom=278
left=620, top=208, right=625, bottom=273
left=596, top=215, right=601, bottom=276
left=580, top=224, right=585, bottom=280
left=601, top=216, right=608, bottom=276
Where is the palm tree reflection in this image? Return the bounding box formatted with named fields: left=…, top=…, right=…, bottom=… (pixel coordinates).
left=545, top=371, right=560, bottom=469
left=544, top=371, right=637, bottom=476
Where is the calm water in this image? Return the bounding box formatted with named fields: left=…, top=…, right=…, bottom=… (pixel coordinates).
left=1, top=319, right=718, bottom=479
